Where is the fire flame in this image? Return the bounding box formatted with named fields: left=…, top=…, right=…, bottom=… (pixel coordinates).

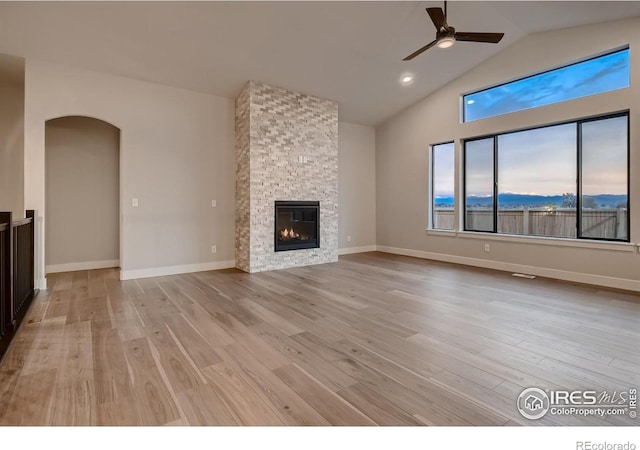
left=280, top=227, right=300, bottom=239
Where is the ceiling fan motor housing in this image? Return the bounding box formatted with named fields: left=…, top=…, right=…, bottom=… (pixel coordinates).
left=439, top=26, right=456, bottom=39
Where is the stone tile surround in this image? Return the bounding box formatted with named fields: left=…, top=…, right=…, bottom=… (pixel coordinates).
left=235, top=81, right=339, bottom=273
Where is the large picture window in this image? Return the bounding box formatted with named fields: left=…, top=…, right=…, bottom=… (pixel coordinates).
left=463, top=112, right=629, bottom=242
left=431, top=142, right=455, bottom=230
left=463, top=48, right=630, bottom=122
left=497, top=124, right=576, bottom=238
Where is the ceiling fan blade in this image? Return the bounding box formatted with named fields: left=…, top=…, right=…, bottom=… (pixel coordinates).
left=454, top=32, right=504, bottom=43
left=403, top=39, right=438, bottom=61
left=427, top=7, right=447, bottom=31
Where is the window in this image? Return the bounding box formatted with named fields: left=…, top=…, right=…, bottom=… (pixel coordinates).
left=464, top=138, right=494, bottom=232
left=463, top=48, right=630, bottom=122
left=580, top=115, right=629, bottom=240
left=497, top=124, right=576, bottom=238
left=431, top=142, right=455, bottom=230
left=463, top=112, right=629, bottom=242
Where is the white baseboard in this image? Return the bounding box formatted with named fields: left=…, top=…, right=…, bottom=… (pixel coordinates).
left=338, top=245, right=377, bottom=255
left=376, top=245, right=640, bottom=292
left=46, top=259, right=119, bottom=274
left=120, top=260, right=236, bottom=281
left=36, top=278, right=47, bottom=290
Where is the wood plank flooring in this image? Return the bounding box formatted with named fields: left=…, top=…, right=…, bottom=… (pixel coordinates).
left=0, top=252, right=638, bottom=426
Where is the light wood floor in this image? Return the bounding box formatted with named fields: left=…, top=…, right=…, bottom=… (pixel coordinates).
left=0, top=252, right=638, bottom=426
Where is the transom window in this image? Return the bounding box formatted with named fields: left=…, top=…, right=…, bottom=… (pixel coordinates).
left=463, top=112, right=629, bottom=242
left=463, top=48, right=630, bottom=122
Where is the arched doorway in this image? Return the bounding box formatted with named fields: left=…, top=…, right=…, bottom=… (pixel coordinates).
left=45, top=116, right=120, bottom=274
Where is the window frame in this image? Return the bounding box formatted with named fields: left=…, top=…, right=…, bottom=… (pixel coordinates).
left=430, top=141, right=456, bottom=231
left=462, top=111, right=630, bottom=242
left=462, top=135, right=497, bottom=233
left=462, top=47, right=630, bottom=123
left=577, top=113, right=631, bottom=241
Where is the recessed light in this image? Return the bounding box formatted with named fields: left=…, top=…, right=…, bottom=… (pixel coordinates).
left=467, top=99, right=475, bottom=105
left=401, top=75, right=413, bottom=84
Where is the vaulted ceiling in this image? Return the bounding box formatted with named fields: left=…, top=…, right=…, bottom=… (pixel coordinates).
left=1, top=1, right=639, bottom=126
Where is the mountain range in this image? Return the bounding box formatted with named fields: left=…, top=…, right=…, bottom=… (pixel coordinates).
left=435, top=193, right=627, bottom=208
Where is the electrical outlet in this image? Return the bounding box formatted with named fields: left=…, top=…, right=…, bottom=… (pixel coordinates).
left=484, top=243, right=490, bottom=252
left=347, top=235, right=352, bottom=242
left=211, top=245, right=217, bottom=254
left=132, top=198, right=139, bottom=208
left=211, top=200, right=217, bottom=208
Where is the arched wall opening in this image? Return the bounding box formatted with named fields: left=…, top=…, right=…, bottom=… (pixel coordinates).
left=45, top=116, right=120, bottom=274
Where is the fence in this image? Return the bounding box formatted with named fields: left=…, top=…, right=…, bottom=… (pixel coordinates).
left=434, top=207, right=627, bottom=240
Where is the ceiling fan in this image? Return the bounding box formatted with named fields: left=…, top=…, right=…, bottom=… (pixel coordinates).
left=403, top=1, right=504, bottom=61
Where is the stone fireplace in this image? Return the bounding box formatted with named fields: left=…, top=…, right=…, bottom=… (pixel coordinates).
left=235, top=81, right=338, bottom=273
left=274, top=201, right=320, bottom=252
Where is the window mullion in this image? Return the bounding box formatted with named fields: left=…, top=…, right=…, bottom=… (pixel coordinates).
left=576, top=121, right=583, bottom=239
left=493, top=136, right=498, bottom=234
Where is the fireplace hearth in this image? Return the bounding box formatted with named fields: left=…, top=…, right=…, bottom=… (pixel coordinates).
left=275, top=201, right=319, bottom=252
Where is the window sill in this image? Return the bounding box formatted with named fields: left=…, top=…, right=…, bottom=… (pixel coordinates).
left=456, top=231, right=635, bottom=252
left=426, top=229, right=457, bottom=237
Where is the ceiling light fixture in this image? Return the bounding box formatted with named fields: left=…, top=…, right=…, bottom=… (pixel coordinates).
left=467, top=99, right=475, bottom=105
left=437, top=36, right=455, bottom=49
left=401, top=75, right=413, bottom=83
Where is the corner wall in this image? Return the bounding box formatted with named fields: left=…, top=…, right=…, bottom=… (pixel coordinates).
left=338, top=122, right=376, bottom=252
left=375, top=17, right=640, bottom=289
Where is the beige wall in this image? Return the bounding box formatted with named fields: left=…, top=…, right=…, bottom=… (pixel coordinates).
left=25, top=59, right=236, bottom=286
left=45, top=116, right=119, bottom=271
left=338, top=121, right=376, bottom=250
left=22, top=58, right=378, bottom=286
left=376, top=17, right=640, bottom=289
left=0, top=77, right=24, bottom=218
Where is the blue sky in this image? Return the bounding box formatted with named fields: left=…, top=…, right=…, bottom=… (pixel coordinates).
left=433, top=49, right=629, bottom=200
left=464, top=49, right=629, bottom=122
left=433, top=116, right=627, bottom=199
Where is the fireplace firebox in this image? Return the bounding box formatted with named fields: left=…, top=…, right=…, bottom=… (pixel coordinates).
left=274, top=201, right=320, bottom=252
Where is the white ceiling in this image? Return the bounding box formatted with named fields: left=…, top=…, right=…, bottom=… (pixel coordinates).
left=1, top=1, right=639, bottom=126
